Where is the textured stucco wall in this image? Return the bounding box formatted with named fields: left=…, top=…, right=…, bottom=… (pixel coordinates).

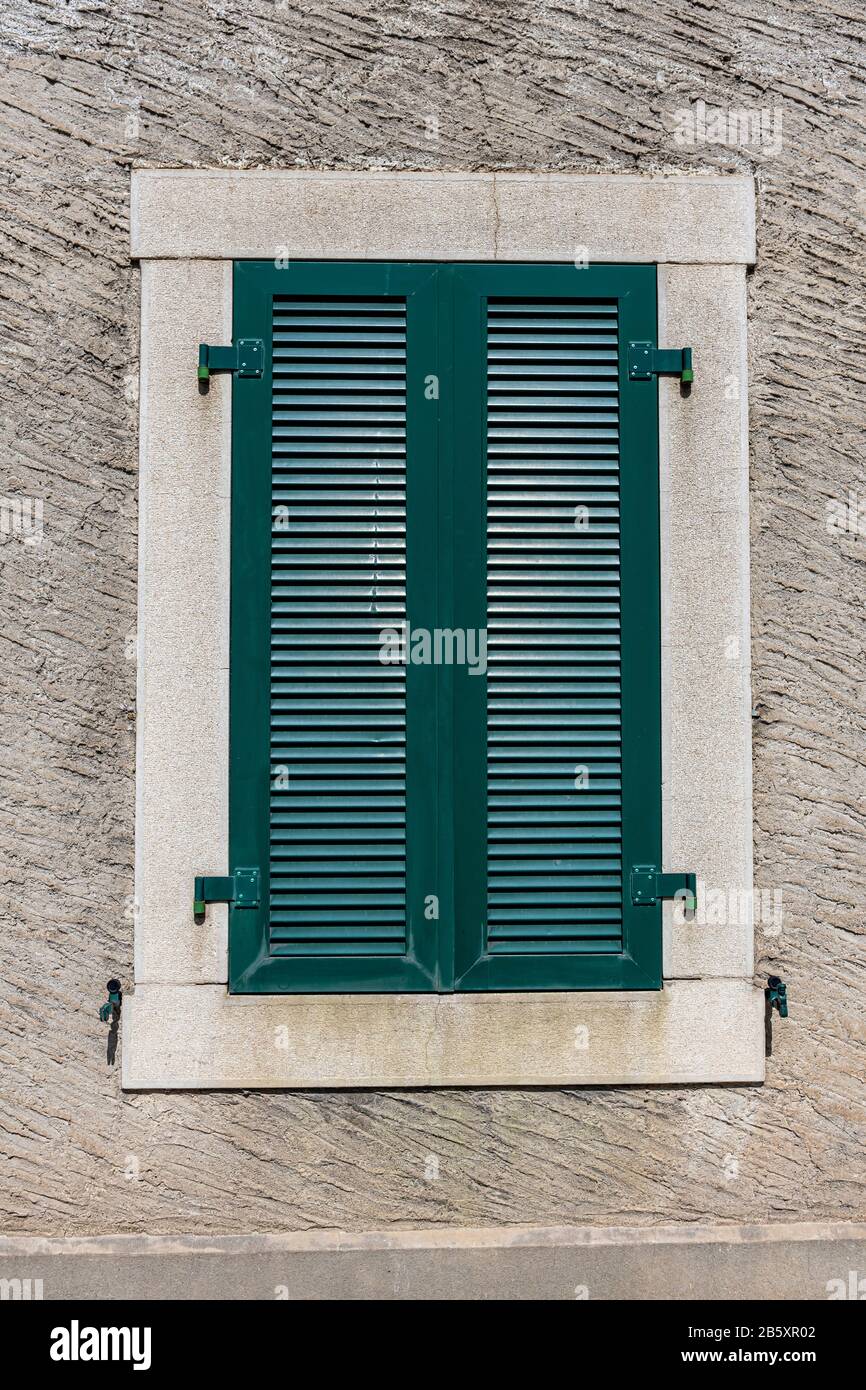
left=0, top=1, right=863, bottom=1235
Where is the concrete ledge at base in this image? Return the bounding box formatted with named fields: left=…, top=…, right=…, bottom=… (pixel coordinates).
left=130, top=170, right=756, bottom=264
left=1, top=1223, right=863, bottom=1300
left=121, top=978, right=765, bottom=1089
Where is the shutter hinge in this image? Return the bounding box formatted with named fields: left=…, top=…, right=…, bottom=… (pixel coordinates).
left=631, top=865, right=697, bottom=910
left=193, top=868, right=260, bottom=921
left=197, top=339, right=264, bottom=384
left=628, top=342, right=694, bottom=384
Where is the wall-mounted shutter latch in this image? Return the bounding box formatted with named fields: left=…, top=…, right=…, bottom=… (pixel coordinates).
left=194, top=868, right=260, bottom=920
left=766, top=976, right=788, bottom=1017
left=628, top=342, right=694, bottom=384
left=98, top=978, right=122, bottom=1023
left=197, top=339, right=264, bottom=383
left=631, top=865, right=697, bottom=910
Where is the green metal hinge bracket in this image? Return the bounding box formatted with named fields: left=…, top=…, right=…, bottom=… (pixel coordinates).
left=631, top=865, right=697, bottom=911
left=197, top=339, right=264, bottom=383
left=194, top=868, right=260, bottom=920
left=628, top=342, right=694, bottom=384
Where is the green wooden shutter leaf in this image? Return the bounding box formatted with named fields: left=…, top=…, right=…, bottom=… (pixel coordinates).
left=448, top=264, right=662, bottom=990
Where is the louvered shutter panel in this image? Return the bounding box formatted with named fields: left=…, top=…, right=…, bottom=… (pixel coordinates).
left=269, top=297, right=408, bottom=960
left=485, top=298, right=623, bottom=955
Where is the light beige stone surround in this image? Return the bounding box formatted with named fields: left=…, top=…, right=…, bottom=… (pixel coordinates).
left=126, top=172, right=760, bottom=1089
left=131, top=171, right=756, bottom=263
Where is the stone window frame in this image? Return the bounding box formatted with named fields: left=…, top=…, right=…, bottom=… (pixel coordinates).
left=124, top=171, right=762, bottom=1089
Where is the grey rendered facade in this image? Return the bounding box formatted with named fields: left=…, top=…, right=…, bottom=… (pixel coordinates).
left=0, top=1, right=863, bottom=1296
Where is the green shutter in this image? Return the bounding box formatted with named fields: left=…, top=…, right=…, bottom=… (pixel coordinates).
left=231, top=264, right=440, bottom=991
left=448, top=265, right=661, bottom=990
left=228, top=262, right=661, bottom=993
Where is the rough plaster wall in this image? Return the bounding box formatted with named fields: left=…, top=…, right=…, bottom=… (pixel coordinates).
left=0, top=0, right=863, bottom=1235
